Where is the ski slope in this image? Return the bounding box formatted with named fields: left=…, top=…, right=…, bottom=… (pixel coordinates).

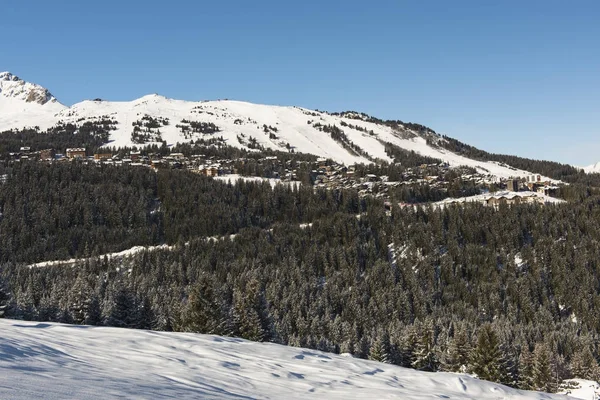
left=0, top=320, right=572, bottom=400
left=0, top=71, right=555, bottom=179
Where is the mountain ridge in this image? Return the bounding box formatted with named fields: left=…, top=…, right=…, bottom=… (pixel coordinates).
left=0, top=72, right=564, bottom=179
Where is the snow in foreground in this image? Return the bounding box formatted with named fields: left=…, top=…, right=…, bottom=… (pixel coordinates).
left=0, top=320, right=571, bottom=400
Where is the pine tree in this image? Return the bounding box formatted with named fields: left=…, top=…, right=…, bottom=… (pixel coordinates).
left=183, top=274, right=225, bottom=334
left=518, top=345, right=535, bottom=390
left=412, top=321, right=439, bottom=372
left=570, top=346, right=600, bottom=381
left=231, top=278, right=272, bottom=342
left=391, top=324, right=418, bottom=368
left=443, top=327, right=471, bottom=372
left=70, top=275, right=93, bottom=324
left=369, top=331, right=391, bottom=363
left=470, top=324, right=507, bottom=383
left=105, top=283, right=137, bottom=328
left=84, top=295, right=102, bottom=326
left=532, top=342, right=554, bottom=393
left=0, top=278, right=10, bottom=318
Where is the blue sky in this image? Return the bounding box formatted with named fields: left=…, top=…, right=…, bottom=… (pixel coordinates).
left=2, top=0, right=599, bottom=165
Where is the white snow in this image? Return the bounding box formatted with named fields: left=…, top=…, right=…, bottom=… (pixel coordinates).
left=515, top=253, right=525, bottom=268
left=582, top=162, right=600, bottom=174
left=0, top=72, right=66, bottom=130
left=434, top=191, right=566, bottom=208
left=560, top=379, right=600, bottom=400
left=0, top=72, right=556, bottom=179
left=26, top=244, right=174, bottom=268
left=215, top=174, right=301, bottom=188
left=0, top=319, right=572, bottom=399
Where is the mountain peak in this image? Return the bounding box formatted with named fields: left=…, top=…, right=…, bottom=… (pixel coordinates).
left=0, top=71, right=19, bottom=81
left=0, top=71, right=59, bottom=105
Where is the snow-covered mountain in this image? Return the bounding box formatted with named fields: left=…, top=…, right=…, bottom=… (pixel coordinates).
left=0, top=72, right=550, bottom=179
left=0, top=319, right=573, bottom=399
left=582, top=162, right=600, bottom=174
left=0, top=72, right=66, bottom=129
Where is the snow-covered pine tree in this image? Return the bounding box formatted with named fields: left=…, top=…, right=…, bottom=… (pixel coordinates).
left=369, top=330, right=392, bottom=363
left=182, top=274, right=225, bottom=335
left=442, top=326, right=471, bottom=373
left=232, top=277, right=272, bottom=342
left=517, top=345, right=534, bottom=390
left=104, top=282, right=137, bottom=328
left=470, top=324, right=508, bottom=384
left=570, top=346, right=600, bottom=381
left=0, top=278, right=11, bottom=318
left=70, top=274, right=93, bottom=324
left=532, top=342, right=555, bottom=393
left=412, top=320, right=439, bottom=372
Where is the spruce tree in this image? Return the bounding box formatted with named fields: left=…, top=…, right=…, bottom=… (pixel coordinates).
left=518, top=346, right=534, bottom=390
left=105, top=283, right=137, bottom=328
left=532, top=342, right=554, bottom=393
left=369, top=331, right=391, bottom=363
left=183, top=274, right=225, bottom=335
left=570, top=346, right=600, bottom=381
left=0, top=279, right=10, bottom=318
left=412, top=321, right=439, bottom=372
left=470, top=324, right=507, bottom=383
left=231, top=278, right=271, bottom=342
left=443, top=327, right=471, bottom=373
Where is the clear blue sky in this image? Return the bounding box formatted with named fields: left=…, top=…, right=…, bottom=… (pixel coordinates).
left=2, top=0, right=599, bottom=165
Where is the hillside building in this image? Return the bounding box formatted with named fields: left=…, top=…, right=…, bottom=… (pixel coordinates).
left=66, top=148, right=86, bottom=159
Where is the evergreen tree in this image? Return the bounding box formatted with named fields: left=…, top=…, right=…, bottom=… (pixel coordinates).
left=570, top=347, right=599, bottom=381
left=532, top=342, right=555, bottom=393
left=470, top=324, right=507, bottom=383
left=518, top=346, right=534, bottom=390
left=443, top=327, right=471, bottom=373
left=105, top=283, right=137, bottom=328
left=369, top=331, right=392, bottom=363
left=182, top=274, right=225, bottom=335
left=412, top=320, right=439, bottom=372
left=84, top=295, right=102, bottom=326
left=0, top=278, right=10, bottom=318
left=232, top=278, right=272, bottom=342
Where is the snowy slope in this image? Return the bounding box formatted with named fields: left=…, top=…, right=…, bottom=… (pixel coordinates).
left=582, top=162, right=600, bottom=174
left=434, top=191, right=566, bottom=208
left=0, top=320, right=570, bottom=400
left=0, top=72, right=66, bottom=129
left=559, top=380, right=600, bottom=399
left=0, top=72, right=552, bottom=179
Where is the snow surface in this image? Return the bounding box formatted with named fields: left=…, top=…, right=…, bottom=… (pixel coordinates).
left=0, top=72, right=556, bottom=179
left=0, top=72, right=65, bottom=130
left=0, top=320, right=572, bottom=400
left=434, top=191, right=566, bottom=207
left=26, top=244, right=175, bottom=268
left=215, top=174, right=301, bottom=188
left=559, top=380, right=600, bottom=400
left=582, top=162, right=600, bottom=174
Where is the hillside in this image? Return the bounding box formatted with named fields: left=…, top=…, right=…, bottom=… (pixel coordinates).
left=0, top=71, right=553, bottom=179
left=0, top=319, right=571, bottom=400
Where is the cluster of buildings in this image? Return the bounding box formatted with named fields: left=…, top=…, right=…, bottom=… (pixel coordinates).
left=435, top=191, right=565, bottom=208
left=505, top=176, right=559, bottom=197
left=3, top=146, right=563, bottom=207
